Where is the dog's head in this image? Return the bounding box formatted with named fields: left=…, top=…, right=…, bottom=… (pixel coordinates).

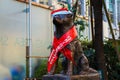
left=51, top=8, right=73, bottom=27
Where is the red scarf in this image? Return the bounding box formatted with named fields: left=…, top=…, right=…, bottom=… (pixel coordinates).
left=47, top=26, right=77, bottom=72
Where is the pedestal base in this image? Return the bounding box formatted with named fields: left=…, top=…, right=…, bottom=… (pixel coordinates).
left=24, top=78, right=41, bottom=80
left=71, top=73, right=100, bottom=80
left=42, top=73, right=100, bottom=80
left=42, top=74, right=70, bottom=80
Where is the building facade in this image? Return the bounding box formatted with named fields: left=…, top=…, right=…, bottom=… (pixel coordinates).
left=105, top=0, right=119, bottom=39
left=0, top=0, right=53, bottom=79
left=118, top=0, right=120, bottom=22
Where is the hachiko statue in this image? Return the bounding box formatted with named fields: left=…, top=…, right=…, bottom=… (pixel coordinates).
left=47, top=8, right=97, bottom=75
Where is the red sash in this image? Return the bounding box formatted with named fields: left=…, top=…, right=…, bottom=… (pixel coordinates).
left=47, top=26, right=77, bottom=72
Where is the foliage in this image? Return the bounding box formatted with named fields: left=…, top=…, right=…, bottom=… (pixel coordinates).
left=74, top=19, right=88, bottom=31
left=33, top=59, right=47, bottom=79
left=74, top=19, right=88, bottom=40
left=118, top=22, right=120, bottom=26
left=118, top=22, right=120, bottom=39
left=33, top=41, right=120, bottom=80
left=104, top=41, right=120, bottom=80
left=82, top=40, right=120, bottom=80
left=81, top=40, right=96, bottom=68
left=33, top=59, right=63, bottom=80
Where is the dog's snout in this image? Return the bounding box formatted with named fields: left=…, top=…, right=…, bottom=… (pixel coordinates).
left=54, top=15, right=66, bottom=19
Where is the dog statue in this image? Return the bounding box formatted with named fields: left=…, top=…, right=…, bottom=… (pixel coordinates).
left=47, top=8, right=97, bottom=75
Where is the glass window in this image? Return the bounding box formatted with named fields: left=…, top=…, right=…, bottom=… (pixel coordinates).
left=32, top=0, right=50, bottom=6
left=109, top=0, right=113, bottom=3
left=58, top=0, right=61, bottom=2
left=109, top=4, right=113, bottom=12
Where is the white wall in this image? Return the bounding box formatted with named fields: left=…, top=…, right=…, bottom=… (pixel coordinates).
left=0, top=0, right=53, bottom=78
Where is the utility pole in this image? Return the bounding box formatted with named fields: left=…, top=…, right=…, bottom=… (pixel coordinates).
left=26, top=0, right=32, bottom=78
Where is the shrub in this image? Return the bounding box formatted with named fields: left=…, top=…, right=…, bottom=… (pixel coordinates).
left=33, top=59, right=47, bottom=79
left=33, top=59, right=63, bottom=79
left=104, top=41, right=120, bottom=80
left=82, top=40, right=120, bottom=80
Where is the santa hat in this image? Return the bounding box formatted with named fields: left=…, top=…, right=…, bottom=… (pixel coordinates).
left=51, top=8, right=72, bottom=17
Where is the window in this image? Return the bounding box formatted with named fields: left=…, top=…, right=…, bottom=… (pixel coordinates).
left=17, top=0, right=52, bottom=10
left=109, top=0, right=113, bottom=3
left=32, top=0, right=51, bottom=6
left=109, top=4, right=113, bottom=12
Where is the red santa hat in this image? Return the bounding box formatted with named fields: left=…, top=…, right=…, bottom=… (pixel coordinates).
left=51, top=8, right=72, bottom=17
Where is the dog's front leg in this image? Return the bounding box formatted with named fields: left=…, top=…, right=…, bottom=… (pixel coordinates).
left=48, top=59, right=59, bottom=75
left=66, top=52, right=73, bottom=76
left=66, top=61, right=72, bottom=76
left=48, top=53, right=60, bottom=75
left=49, top=61, right=57, bottom=75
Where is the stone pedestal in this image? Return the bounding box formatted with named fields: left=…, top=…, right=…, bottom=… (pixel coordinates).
left=24, top=78, right=41, bottom=80
left=71, top=73, right=100, bottom=80
left=42, top=74, right=70, bottom=80
left=42, top=73, right=100, bottom=80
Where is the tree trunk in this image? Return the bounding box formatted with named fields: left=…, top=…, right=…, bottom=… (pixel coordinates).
left=92, top=0, right=108, bottom=80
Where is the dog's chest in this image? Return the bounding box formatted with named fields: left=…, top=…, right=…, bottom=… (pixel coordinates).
left=67, top=38, right=83, bottom=58
left=66, top=38, right=79, bottom=52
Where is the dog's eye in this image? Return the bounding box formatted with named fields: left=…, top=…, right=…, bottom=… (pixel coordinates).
left=54, top=15, right=60, bottom=18
left=54, top=14, right=65, bottom=19
left=66, top=14, right=73, bottom=18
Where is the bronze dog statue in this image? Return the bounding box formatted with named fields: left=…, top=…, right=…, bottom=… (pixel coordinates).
left=47, top=8, right=97, bottom=75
